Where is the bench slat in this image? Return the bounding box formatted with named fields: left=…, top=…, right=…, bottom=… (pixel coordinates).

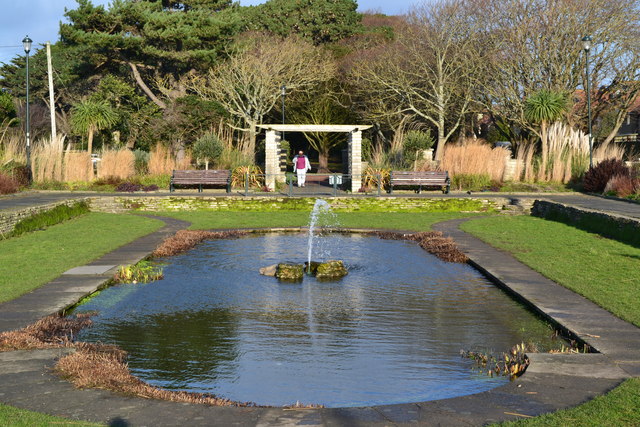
left=389, top=170, right=450, bottom=194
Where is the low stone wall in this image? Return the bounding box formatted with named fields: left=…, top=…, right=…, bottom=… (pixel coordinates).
left=531, top=199, right=640, bottom=246
left=0, top=198, right=92, bottom=236
left=90, top=196, right=504, bottom=213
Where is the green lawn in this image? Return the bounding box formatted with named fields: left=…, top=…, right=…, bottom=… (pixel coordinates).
left=0, top=213, right=163, bottom=303
left=0, top=403, right=102, bottom=427
left=461, top=215, right=640, bottom=327
left=500, top=378, right=640, bottom=426
left=150, top=210, right=481, bottom=231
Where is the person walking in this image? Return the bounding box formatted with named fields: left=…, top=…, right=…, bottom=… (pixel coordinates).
left=292, top=150, right=311, bottom=187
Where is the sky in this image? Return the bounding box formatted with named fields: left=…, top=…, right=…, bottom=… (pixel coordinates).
left=0, top=0, right=415, bottom=66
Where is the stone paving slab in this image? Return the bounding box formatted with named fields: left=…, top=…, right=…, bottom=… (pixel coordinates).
left=64, top=265, right=117, bottom=275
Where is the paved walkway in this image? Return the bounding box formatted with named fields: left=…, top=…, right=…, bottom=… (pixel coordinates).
left=0, top=192, right=638, bottom=426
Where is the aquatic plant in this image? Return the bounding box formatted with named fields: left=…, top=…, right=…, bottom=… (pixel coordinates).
left=114, top=261, right=163, bottom=284
left=461, top=343, right=531, bottom=378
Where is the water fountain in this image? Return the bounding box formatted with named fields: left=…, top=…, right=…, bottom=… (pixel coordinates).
left=261, top=199, right=347, bottom=280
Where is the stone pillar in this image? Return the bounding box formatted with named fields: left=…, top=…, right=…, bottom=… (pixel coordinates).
left=264, top=130, right=281, bottom=190
left=348, top=130, right=362, bottom=192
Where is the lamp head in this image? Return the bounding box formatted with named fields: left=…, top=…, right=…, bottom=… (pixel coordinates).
left=581, top=35, right=592, bottom=52
left=281, top=85, right=286, bottom=96
left=22, top=36, right=32, bottom=54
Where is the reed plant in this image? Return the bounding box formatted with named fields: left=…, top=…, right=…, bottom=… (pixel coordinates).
left=31, top=136, right=65, bottom=183
left=440, top=139, right=508, bottom=182
left=64, top=151, right=93, bottom=182
left=98, top=149, right=135, bottom=179
left=0, top=135, right=25, bottom=164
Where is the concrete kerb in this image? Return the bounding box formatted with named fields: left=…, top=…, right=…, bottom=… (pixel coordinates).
left=0, top=202, right=638, bottom=425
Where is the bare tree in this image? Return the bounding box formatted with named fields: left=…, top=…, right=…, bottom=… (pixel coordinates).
left=349, top=0, right=484, bottom=160
left=477, top=0, right=640, bottom=145
left=187, top=33, right=336, bottom=157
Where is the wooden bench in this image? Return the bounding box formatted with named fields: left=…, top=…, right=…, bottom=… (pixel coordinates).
left=388, top=171, right=450, bottom=194
left=170, top=170, right=231, bottom=193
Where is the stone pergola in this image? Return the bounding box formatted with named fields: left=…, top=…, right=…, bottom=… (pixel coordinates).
left=257, top=124, right=372, bottom=192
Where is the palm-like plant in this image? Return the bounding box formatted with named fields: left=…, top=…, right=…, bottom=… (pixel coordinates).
left=70, top=99, right=118, bottom=154
left=524, top=90, right=568, bottom=180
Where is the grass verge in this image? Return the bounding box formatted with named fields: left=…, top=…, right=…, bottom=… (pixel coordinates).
left=461, top=215, right=640, bottom=327
left=0, top=403, right=102, bottom=427
left=0, top=213, right=163, bottom=303
left=461, top=215, right=640, bottom=426
left=499, top=378, right=640, bottom=426
left=149, top=211, right=483, bottom=231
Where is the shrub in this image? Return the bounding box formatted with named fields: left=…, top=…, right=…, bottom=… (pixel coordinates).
left=192, top=132, right=223, bottom=169
left=583, top=158, right=630, bottom=193
left=604, top=175, right=637, bottom=198
left=11, top=201, right=90, bottom=237
left=451, top=173, right=493, bottom=191
left=231, top=165, right=263, bottom=189
left=0, top=172, right=19, bottom=194
left=403, top=130, right=434, bottom=166
left=133, top=150, right=150, bottom=174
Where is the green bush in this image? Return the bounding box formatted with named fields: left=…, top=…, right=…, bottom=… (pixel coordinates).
left=133, top=150, right=150, bottom=174
left=452, top=173, right=493, bottom=191
left=193, top=132, right=223, bottom=169
left=10, top=201, right=91, bottom=238
left=403, top=130, right=435, bottom=165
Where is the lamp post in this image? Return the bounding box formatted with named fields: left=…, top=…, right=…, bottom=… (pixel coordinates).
left=23, top=36, right=32, bottom=182
left=582, top=35, right=593, bottom=169
left=281, top=85, right=286, bottom=143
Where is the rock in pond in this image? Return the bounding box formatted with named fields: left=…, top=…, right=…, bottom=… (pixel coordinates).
left=275, top=263, right=304, bottom=281
left=315, top=260, right=348, bottom=279
left=259, top=264, right=277, bottom=276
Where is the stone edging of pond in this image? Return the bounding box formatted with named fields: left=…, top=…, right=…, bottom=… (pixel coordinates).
left=0, top=220, right=638, bottom=426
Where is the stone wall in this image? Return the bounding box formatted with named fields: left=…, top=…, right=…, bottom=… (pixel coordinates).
left=0, top=198, right=92, bottom=236
left=90, top=196, right=504, bottom=213
left=531, top=199, right=640, bottom=246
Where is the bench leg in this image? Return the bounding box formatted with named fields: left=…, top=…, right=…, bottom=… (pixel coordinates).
left=198, top=184, right=202, bottom=193
left=226, top=182, right=231, bottom=193
left=170, top=183, right=174, bottom=193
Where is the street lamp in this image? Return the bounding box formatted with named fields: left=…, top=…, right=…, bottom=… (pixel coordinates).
left=582, top=35, right=593, bottom=169
left=281, top=85, right=286, bottom=143
left=22, top=35, right=32, bottom=182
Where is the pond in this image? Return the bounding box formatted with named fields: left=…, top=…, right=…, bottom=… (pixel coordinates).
left=76, top=233, right=562, bottom=408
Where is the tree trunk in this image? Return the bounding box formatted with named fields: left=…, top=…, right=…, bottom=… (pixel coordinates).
left=247, top=125, right=257, bottom=161
left=318, top=150, right=330, bottom=173
left=205, top=160, right=209, bottom=170
left=87, top=127, right=95, bottom=155
left=128, top=62, right=167, bottom=110
left=434, top=125, right=446, bottom=161
left=539, top=122, right=548, bottom=181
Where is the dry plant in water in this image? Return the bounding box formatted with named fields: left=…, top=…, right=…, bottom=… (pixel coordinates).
left=373, top=230, right=468, bottom=263
left=0, top=314, right=92, bottom=351
left=153, top=229, right=249, bottom=258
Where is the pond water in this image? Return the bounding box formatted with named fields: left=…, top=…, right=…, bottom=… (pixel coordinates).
left=76, top=233, right=562, bottom=407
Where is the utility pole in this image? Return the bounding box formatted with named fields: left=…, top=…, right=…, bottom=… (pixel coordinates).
left=46, top=42, right=57, bottom=145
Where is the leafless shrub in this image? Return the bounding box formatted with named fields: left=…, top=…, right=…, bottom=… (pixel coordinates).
left=0, top=172, right=19, bottom=194
left=153, top=229, right=248, bottom=258
left=604, top=174, right=638, bottom=198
